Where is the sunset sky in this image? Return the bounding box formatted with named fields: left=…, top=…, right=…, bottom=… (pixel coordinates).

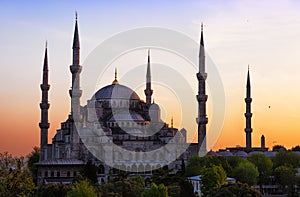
left=1, top=0, right=300, bottom=156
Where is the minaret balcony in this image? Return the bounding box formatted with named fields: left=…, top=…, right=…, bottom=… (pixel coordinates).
left=197, top=94, right=208, bottom=102
left=40, top=84, right=50, bottom=91
left=70, top=64, right=82, bottom=74
left=199, top=117, right=208, bottom=124
left=245, top=98, right=252, bottom=103
left=196, top=72, right=207, bottom=80
left=39, top=122, right=49, bottom=129
left=144, top=89, right=153, bottom=96
left=244, top=128, right=253, bottom=133
left=244, top=113, right=252, bottom=118
left=40, top=102, right=50, bottom=109
left=69, top=89, right=82, bottom=98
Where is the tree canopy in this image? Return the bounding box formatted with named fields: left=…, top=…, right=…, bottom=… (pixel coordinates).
left=247, top=153, right=272, bottom=185
left=208, top=182, right=262, bottom=197
left=200, top=165, right=227, bottom=196
left=232, top=160, right=259, bottom=186
left=141, top=183, right=168, bottom=197
left=272, top=151, right=300, bottom=169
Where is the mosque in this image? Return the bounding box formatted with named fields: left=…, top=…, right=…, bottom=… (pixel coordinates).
left=35, top=15, right=208, bottom=185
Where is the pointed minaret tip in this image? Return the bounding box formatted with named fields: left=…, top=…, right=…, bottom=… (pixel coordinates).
left=72, top=12, right=80, bottom=50
left=247, top=65, right=250, bottom=85
left=43, top=42, right=48, bottom=71
left=148, top=49, right=150, bottom=57
left=200, top=23, right=204, bottom=46
left=112, top=68, right=119, bottom=84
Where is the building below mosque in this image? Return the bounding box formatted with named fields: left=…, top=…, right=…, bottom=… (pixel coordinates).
left=35, top=15, right=209, bottom=185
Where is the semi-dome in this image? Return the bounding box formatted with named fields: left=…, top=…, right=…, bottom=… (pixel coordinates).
left=93, top=84, right=140, bottom=100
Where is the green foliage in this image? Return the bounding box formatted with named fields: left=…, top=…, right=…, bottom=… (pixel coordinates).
left=80, top=160, right=98, bottom=184
left=225, top=156, right=244, bottom=177
left=208, top=182, right=262, bottom=197
left=185, top=155, right=230, bottom=177
left=274, top=165, right=296, bottom=188
left=247, top=154, right=272, bottom=185
left=232, top=160, right=258, bottom=186
left=150, top=168, right=195, bottom=196
left=199, top=165, right=226, bottom=196
left=0, top=152, right=36, bottom=197
left=100, top=176, right=144, bottom=197
left=141, top=183, right=168, bottom=197
left=272, top=151, right=300, bottom=169
left=26, top=146, right=40, bottom=185
left=67, top=179, right=97, bottom=197
left=36, top=184, right=70, bottom=197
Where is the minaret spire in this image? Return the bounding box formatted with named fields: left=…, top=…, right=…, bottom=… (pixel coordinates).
left=245, top=66, right=253, bottom=150
left=112, top=68, right=119, bottom=84
left=144, top=49, right=153, bottom=105
left=69, top=13, right=82, bottom=158
left=196, top=23, right=208, bottom=155
left=39, top=42, right=50, bottom=161
left=72, top=12, right=80, bottom=65
left=200, top=23, right=204, bottom=47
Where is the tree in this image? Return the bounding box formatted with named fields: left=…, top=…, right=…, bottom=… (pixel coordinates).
left=274, top=165, right=296, bottom=195
left=232, top=161, right=259, bottom=186
left=67, top=179, right=97, bottom=197
left=27, top=146, right=40, bottom=185
left=272, top=145, right=286, bottom=152
left=185, top=155, right=230, bottom=177
left=80, top=160, right=98, bottom=184
left=225, top=156, right=244, bottom=177
left=100, top=176, right=144, bottom=197
left=200, top=165, right=226, bottom=196
left=247, top=154, right=272, bottom=187
left=0, top=152, right=36, bottom=197
left=272, top=151, right=300, bottom=169
left=141, top=183, right=168, bottom=197
left=150, top=168, right=195, bottom=196
left=36, top=184, right=70, bottom=197
left=291, top=145, right=300, bottom=151
left=208, top=182, right=262, bottom=197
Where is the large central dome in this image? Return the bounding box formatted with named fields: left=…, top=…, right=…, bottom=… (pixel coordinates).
left=93, top=84, right=140, bottom=100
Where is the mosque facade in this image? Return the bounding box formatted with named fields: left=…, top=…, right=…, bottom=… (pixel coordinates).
left=36, top=15, right=207, bottom=185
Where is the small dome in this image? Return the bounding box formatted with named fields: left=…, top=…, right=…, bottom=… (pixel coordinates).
left=93, top=84, right=140, bottom=100
left=217, top=151, right=233, bottom=157
left=235, top=151, right=248, bottom=157
left=149, top=103, right=160, bottom=110
left=207, top=150, right=217, bottom=156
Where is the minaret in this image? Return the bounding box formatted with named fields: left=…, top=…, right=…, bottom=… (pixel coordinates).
left=261, top=135, right=265, bottom=149
left=39, top=42, right=50, bottom=161
left=69, top=13, right=82, bottom=158
left=69, top=12, right=82, bottom=119
left=144, top=49, right=153, bottom=105
left=196, top=24, right=208, bottom=155
left=245, top=67, right=253, bottom=150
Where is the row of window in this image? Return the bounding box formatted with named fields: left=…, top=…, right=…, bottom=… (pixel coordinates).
left=107, top=121, right=147, bottom=128
left=44, top=170, right=77, bottom=178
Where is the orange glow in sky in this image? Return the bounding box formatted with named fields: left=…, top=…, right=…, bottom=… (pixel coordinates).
left=1, top=1, right=300, bottom=156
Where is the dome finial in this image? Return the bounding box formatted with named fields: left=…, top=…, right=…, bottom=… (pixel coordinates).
left=112, top=68, right=119, bottom=84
